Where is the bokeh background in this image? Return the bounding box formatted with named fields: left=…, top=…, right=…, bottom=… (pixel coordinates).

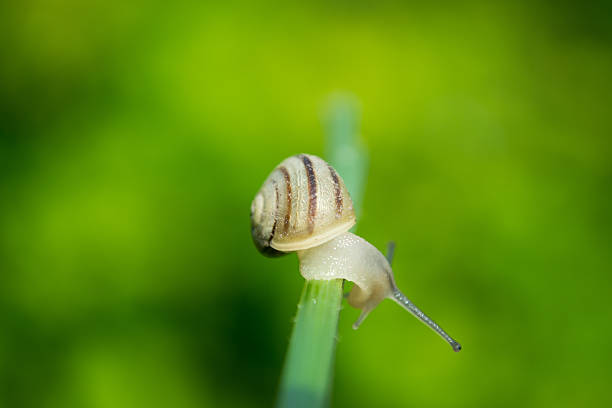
left=1, top=1, right=611, bottom=407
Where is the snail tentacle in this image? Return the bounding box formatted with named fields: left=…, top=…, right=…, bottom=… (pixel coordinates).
left=390, top=289, right=462, bottom=352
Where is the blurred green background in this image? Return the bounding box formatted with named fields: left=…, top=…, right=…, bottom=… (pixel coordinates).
left=1, top=1, right=611, bottom=407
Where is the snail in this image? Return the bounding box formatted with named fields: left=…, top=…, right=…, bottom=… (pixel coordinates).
left=251, top=154, right=461, bottom=352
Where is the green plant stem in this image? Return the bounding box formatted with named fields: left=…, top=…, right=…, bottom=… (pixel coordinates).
left=276, top=279, right=343, bottom=408
left=276, top=93, right=366, bottom=408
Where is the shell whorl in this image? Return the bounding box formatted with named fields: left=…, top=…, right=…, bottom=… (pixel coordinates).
left=250, top=154, right=356, bottom=256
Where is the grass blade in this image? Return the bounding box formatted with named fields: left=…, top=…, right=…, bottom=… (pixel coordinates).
left=276, top=279, right=343, bottom=407
left=276, top=93, right=366, bottom=408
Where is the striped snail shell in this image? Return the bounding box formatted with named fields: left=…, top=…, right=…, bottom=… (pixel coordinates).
left=250, top=154, right=356, bottom=256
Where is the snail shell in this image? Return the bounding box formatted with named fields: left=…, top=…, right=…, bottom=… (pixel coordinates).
left=251, top=154, right=356, bottom=256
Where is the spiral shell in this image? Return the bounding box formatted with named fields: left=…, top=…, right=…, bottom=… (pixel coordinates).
left=251, top=154, right=356, bottom=256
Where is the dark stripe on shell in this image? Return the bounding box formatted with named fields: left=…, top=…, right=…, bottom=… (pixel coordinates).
left=328, top=165, right=343, bottom=217
left=279, top=166, right=292, bottom=233
left=301, top=155, right=317, bottom=234
left=268, top=184, right=279, bottom=246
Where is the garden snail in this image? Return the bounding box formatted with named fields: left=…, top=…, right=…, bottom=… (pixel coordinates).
left=251, top=154, right=461, bottom=352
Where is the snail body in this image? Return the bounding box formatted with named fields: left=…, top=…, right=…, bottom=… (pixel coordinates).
left=298, top=232, right=392, bottom=326
left=251, top=154, right=461, bottom=352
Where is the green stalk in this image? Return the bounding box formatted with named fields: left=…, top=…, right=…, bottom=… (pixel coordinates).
left=276, top=93, right=366, bottom=408
left=276, top=279, right=343, bottom=407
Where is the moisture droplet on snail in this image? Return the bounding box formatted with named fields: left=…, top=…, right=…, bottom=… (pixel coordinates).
left=250, top=154, right=462, bottom=352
